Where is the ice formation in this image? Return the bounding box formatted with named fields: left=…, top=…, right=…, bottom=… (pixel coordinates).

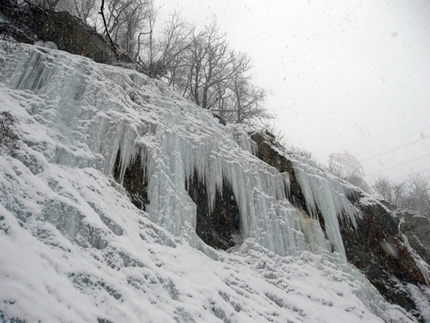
left=0, top=40, right=336, bottom=256
left=291, top=157, right=361, bottom=260
left=0, top=40, right=418, bottom=322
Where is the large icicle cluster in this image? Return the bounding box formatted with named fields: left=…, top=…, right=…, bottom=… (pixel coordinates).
left=0, top=40, right=345, bottom=256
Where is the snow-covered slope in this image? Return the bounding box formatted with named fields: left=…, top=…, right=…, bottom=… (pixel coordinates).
left=0, top=40, right=416, bottom=322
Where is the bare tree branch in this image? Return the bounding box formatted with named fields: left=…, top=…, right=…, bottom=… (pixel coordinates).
left=99, top=0, right=119, bottom=58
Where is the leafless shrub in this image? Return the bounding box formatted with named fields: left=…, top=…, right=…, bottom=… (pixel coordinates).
left=291, top=147, right=314, bottom=160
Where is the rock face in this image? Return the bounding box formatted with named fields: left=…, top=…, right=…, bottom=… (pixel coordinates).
left=250, top=132, right=429, bottom=321
left=187, top=172, right=241, bottom=250
left=250, top=132, right=302, bottom=206
left=399, top=210, right=430, bottom=266
left=342, top=197, right=426, bottom=316
left=0, top=0, right=132, bottom=65
left=113, top=152, right=149, bottom=211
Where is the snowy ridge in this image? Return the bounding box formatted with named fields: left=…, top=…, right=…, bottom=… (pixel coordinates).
left=0, top=40, right=416, bottom=322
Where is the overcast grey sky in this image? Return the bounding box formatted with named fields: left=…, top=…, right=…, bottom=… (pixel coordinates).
left=155, top=0, right=430, bottom=183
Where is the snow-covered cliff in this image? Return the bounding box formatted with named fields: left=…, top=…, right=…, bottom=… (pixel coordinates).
left=0, top=40, right=424, bottom=322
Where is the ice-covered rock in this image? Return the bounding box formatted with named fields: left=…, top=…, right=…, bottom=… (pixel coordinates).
left=0, top=40, right=424, bottom=322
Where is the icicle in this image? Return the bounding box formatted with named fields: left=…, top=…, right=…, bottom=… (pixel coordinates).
left=291, top=157, right=360, bottom=260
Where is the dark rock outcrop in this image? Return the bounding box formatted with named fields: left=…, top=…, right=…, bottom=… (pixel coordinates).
left=398, top=210, right=430, bottom=265
left=250, top=131, right=305, bottom=209
left=187, top=171, right=241, bottom=250
left=342, top=196, right=426, bottom=316
left=113, top=151, right=148, bottom=211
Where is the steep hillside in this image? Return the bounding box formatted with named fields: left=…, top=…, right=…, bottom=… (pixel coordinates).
left=0, top=12, right=429, bottom=323
left=250, top=133, right=430, bottom=319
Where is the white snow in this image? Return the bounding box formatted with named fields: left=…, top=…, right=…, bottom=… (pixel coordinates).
left=0, top=40, right=419, bottom=322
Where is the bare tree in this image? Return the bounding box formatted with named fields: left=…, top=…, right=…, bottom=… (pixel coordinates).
left=134, top=10, right=194, bottom=79
left=99, top=0, right=152, bottom=56
left=99, top=0, right=118, bottom=56
left=156, top=20, right=270, bottom=124
left=135, top=4, right=156, bottom=66
left=372, top=175, right=430, bottom=218
left=392, top=181, right=408, bottom=207
left=154, top=12, right=194, bottom=82
left=179, top=23, right=227, bottom=109
left=373, top=176, right=393, bottom=202
left=406, top=174, right=430, bottom=217
left=178, top=22, right=240, bottom=110
left=228, top=72, right=267, bottom=124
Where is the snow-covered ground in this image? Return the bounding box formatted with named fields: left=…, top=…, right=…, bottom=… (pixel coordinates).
left=0, top=40, right=417, bottom=322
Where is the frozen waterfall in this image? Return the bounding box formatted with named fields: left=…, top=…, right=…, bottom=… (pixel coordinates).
left=0, top=40, right=418, bottom=323
left=0, top=40, right=361, bottom=258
